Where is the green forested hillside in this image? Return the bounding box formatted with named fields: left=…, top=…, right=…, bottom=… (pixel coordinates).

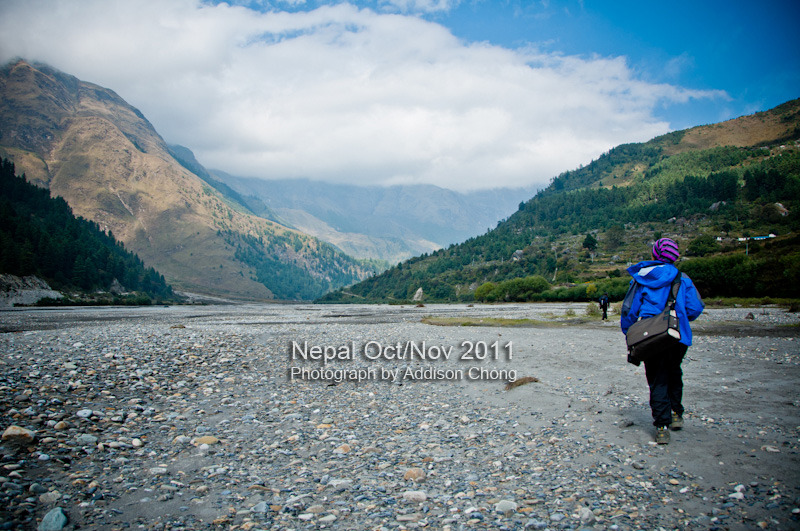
left=320, top=102, right=800, bottom=304
left=0, top=159, right=175, bottom=303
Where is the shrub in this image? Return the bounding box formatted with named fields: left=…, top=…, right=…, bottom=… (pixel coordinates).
left=474, top=276, right=550, bottom=302
left=687, top=234, right=721, bottom=256
left=475, top=282, right=499, bottom=302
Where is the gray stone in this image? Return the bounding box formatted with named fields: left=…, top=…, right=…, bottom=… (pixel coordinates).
left=495, top=499, right=518, bottom=514
left=402, top=490, right=427, bottom=503
left=579, top=506, right=596, bottom=525
left=29, top=483, right=48, bottom=494
left=76, top=434, right=98, bottom=445
left=39, top=491, right=61, bottom=504
left=525, top=519, right=549, bottom=529
left=38, top=507, right=68, bottom=531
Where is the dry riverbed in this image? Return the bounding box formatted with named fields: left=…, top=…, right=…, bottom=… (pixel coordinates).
left=0, top=303, right=798, bottom=530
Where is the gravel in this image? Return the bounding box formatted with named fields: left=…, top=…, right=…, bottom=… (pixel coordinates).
left=0, top=303, right=798, bottom=530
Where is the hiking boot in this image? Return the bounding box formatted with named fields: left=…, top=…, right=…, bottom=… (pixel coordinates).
left=656, top=426, right=670, bottom=445
left=670, top=412, right=684, bottom=431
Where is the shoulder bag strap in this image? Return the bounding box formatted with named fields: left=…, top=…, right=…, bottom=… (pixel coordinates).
left=666, top=271, right=682, bottom=309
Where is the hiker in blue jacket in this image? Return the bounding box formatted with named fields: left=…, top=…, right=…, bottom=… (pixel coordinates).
left=621, top=238, right=705, bottom=444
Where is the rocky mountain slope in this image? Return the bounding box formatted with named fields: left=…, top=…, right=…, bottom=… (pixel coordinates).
left=0, top=274, right=62, bottom=307
left=0, top=60, right=372, bottom=300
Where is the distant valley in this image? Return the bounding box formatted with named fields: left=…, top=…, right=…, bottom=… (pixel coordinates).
left=167, top=142, right=535, bottom=265
left=210, top=170, right=535, bottom=264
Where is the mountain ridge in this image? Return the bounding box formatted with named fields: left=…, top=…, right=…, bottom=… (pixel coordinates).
left=0, top=60, right=372, bottom=300
left=544, top=98, right=800, bottom=195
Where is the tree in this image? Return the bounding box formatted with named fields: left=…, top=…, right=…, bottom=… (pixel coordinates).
left=586, top=282, right=598, bottom=298
left=604, top=225, right=625, bottom=250
left=582, top=233, right=598, bottom=251
left=0, top=158, right=174, bottom=301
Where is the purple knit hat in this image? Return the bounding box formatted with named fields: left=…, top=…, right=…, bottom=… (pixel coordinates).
left=652, top=238, right=680, bottom=263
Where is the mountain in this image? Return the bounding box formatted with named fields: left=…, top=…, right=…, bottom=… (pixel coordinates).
left=320, top=99, right=800, bottom=303
left=0, top=60, right=373, bottom=300
left=211, top=171, right=536, bottom=265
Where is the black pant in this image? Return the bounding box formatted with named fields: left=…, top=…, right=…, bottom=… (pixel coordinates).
left=644, top=343, right=689, bottom=427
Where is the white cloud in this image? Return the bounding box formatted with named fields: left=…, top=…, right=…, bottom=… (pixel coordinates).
left=0, top=0, right=724, bottom=191
left=378, top=0, right=458, bottom=13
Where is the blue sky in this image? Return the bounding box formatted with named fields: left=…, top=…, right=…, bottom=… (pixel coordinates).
left=370, top=0, right=800, bottom=128
left=1, top=0, right=798, bottom=191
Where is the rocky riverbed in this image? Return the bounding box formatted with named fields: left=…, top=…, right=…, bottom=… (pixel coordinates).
left=0, top=303, right=798, bottom=530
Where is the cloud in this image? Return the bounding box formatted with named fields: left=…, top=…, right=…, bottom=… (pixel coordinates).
left=0, top=0, right=724, bottom=191
left=378, top=0, right=458, bottom=13
left=663, top=52, right=695, bottom=81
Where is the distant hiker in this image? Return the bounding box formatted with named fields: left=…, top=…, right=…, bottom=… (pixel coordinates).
left=620, top=238, right=704, bottom=445
left=598, top=293, right=610, bottom=320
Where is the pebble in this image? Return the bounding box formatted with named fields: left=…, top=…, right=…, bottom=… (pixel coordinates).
left=579, top=506, right=596, bottom=525
left=403, top=467, right=426, bottom=482
left=38, top=491, right=61, bottom=504
left=29, top=483, right=48, bottom=494
left=495, top=499, right=518, bottom=514
left=403, top=490, right=427, bottom=503
left=1, top=425, right=35, bottom=446
left=75, top=434, right=97, bottom=445
left=333, top=442, right=351, bottom=453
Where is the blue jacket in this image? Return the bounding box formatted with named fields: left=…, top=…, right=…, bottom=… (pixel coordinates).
left=620, top=260, right=705, bottom=346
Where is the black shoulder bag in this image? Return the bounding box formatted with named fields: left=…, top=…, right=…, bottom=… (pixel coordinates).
left=625, top=272, right=682, bottom=365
